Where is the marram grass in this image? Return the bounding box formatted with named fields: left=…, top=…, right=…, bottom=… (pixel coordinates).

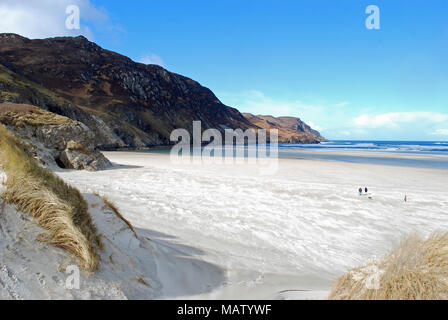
left=329, top=233, right=448, bottom=300
left=94, top=192, right=137, bottom=238
left=0, top=124, right=100, bottom=270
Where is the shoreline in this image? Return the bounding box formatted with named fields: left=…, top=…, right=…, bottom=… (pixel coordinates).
left=104, top=140, right=325, bottom=152
left=113, top=147, right=448, bottom=171
left=109, top=149, right=448, bottom=169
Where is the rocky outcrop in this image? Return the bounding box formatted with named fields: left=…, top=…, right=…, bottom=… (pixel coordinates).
left=59, top=144, right=112, bottom=171
left=243, top=113, right=326, bottom=144
left=0, top=103, right=111, bottom=171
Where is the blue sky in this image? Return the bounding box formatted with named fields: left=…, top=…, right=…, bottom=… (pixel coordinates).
left=1, top=0, right=447, bottom=140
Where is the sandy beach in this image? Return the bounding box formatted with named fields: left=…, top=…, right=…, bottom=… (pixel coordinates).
left=56, top=152, right=448, bottom=299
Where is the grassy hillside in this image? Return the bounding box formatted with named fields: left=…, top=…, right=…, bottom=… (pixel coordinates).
left=0, top=64, right=69, bottom=107
left=0, top=124, right=100, bottom=270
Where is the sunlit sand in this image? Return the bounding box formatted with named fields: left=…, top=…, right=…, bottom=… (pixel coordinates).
left=56, top=152, right=448, bottom=299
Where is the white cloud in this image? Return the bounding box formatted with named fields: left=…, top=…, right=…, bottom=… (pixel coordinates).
left=138, top=53, right=164, bottom=67
left=353, top=112, right=448, bottom=128
left=216, top=91, right=448, bottom=140
left=432, top=129, right=448, bottom=136
left=0, top=0, right=109, bottom=40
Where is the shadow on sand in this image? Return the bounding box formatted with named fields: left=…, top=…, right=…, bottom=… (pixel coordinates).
left=50, top=163, right=144, bottom=173
left=135, top=227, right=225, bottom=299
left=105, top=163, right=144, bottom=170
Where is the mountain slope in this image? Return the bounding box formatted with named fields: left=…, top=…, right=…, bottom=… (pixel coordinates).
left=0, top=33, right=253, bottom=148
left=0, top=61, right=139, bottom=149
left=242, top=113, right=326, bottom=143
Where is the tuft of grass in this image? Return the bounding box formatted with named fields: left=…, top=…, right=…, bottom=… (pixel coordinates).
left=95, top=192, right=137, bottom=238
left=137, top=277, right=150, bottom=287
left=329, top=233, right=448, bottom=300
left=0, top=124, right=100, bottom=270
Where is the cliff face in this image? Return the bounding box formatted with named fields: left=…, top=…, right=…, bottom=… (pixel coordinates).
left=0, top=33, right=253, bottom=149
left=242, top=113, right=326, bottom=144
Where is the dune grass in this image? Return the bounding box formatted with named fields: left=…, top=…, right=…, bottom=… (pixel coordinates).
left=0, top=124, right=100, bottom=270
left=329, top=233, right=448, bottom=300
left=94, top=192, right=137, bottom=238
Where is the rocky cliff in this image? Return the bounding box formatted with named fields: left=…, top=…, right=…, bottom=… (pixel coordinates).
left=242, top=113, right=326, bottom=144
left=0, top=33, right=254, bottom=149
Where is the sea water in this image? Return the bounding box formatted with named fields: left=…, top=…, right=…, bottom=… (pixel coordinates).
left=141, top=141, right=448, bottom=170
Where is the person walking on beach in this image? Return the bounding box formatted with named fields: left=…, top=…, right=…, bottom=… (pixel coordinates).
left=365, top=187, right=368, bottom=194
left=359, top=187, right=363, bottom=196
left=404, top=195, right=407, bottom=203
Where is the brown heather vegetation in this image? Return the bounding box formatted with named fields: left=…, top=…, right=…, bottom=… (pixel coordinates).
left=0, top=124, right=100, bottom=270
left=329, top=233, right=448, bottom=300
left=0, top=102, right=70, bottom=127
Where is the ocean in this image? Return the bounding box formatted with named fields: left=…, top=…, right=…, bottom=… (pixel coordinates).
left=276, top=141, right=448, bottom=169
left=140, top=141, right=448, bottom=170
left=279, top=140, right=448, bottom=155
